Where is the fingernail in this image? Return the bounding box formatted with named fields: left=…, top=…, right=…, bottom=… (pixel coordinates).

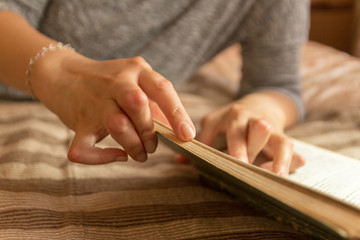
left=135, top=152, right=147, bottom=162
left=144, top=140, right=157, bottom=153
left=259, top=119, right=271, bottom=129
left=180, top=122, right=196, bottom=140
left=232, top=152, right=247, bottom=163
left=278, top=169, right=289, bottom=178
left=238, top=156, right=248, bottom=163
left=116, top=156, right=128, bottom=162
left=235, top=156, right=248, bottom=164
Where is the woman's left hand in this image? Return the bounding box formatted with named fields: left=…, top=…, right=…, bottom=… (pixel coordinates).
left=198, top=91, right=305, bottom=177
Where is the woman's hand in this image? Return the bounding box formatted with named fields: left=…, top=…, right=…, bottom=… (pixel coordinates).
left=29, top=50, right=196, bottom=164
left=198, top=91, right=305, bottom=177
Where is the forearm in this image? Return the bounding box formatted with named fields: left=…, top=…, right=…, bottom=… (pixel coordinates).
left=239, top=41, right=305, bottom=122
left=0, top=11, right=55, bottom=93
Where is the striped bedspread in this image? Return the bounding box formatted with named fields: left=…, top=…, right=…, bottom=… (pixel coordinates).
left=0, top=101, right=313, bottom=239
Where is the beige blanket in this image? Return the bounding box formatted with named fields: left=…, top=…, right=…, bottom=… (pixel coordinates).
left=0, top=42, right=358, bottom=239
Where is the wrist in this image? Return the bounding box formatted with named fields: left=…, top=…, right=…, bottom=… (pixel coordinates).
left=27, top=43, right=88, bottom=104
left=236, top=90, right=297, bottom=131
left=25, top=43, right=75, bottom=97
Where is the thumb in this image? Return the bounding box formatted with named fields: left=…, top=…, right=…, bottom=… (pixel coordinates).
left=68, top=130, right=128, bottom=165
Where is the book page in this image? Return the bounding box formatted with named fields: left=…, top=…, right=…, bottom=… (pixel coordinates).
left=289, top=140, right=360, bottom=208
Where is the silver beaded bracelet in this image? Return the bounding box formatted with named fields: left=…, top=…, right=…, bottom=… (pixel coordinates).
left=25, top=42, right=75, bottom=98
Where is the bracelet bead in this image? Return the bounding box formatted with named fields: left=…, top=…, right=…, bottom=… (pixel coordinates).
left=25, top=42, right=75, bottom=98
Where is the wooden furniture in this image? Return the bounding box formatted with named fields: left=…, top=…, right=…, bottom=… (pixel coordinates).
left=310, top=0, right=358, bottom=54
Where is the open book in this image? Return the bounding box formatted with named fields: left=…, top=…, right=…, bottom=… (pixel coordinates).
left=154, top=120, right=360, bottom=240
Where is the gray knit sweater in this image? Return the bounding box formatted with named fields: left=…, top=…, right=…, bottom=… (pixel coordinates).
left=0, top=0, right=309, bottom=119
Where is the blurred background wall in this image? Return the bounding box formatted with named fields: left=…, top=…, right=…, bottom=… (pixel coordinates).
left=310, top=0, right=360, bottom=55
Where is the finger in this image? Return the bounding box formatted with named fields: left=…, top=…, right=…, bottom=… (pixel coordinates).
left=149, top=100, right=170, bottom=126
left=226, top=115, right=249, bottom=163
left=247, top=119, right=271, bottom=163
left=198, top=114, right=221, bottom=147
left=139, top=69, right=196, bottom=141
left=68, top=131, right=128, bottom=165
left=259, top=151, right=305, bottom=174
left=259, top=161, right=273, bottom=172
left=271, top=135, right=294, bottom=177
left=113, top=75, right=157, bottom=154
left=104, top=101, right=149, bottom=162
left=289, top=152, right=306, bottom=173
left=175, top=154, right=189, bottom=164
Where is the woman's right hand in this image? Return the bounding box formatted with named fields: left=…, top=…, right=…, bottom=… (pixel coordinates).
left=29, top=49, right=196, bottom=164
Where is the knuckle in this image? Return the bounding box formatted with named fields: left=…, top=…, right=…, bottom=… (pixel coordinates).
left=112, top=72, right=126, bottom=83
left=140, top=125, right=155, bottom=138
left=112, top=72, right=135, bottom=88
left=171, top=105, right=186, bottom=120
left=107, top=114, right=129, bottom=135
left=254, top=119, right=272, bottom=132
left=279, top=135, right=294, bottom=149
left=172, top=106, right=181, bottom=116
left=229, top=104, right=247, bottom=116
left=100, top=74, right=115, bottom=85
left=154, top=77, right=174, bottom=92
left=67, top=147, right=81, bottom=163
left=124, top=90, right=148, bottom=110
left=128, top=56, right=149, bottom=69
left=287, top=138, right=294, bottom=149
left=124, top=143, right=145, bottom=160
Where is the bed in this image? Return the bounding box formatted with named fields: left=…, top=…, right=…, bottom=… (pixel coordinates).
left=0, top=41, right=359, bottom=239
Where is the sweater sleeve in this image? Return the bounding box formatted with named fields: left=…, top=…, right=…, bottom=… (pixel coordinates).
left=238, top=0, right=310, bottom=121
left=0, top=0, right=49, bottom=28
left=0, top=0, right=49, bottom=100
